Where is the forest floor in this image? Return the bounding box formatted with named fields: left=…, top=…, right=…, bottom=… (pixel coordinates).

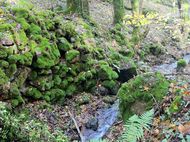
left=16, top=0, right=190, bottom=141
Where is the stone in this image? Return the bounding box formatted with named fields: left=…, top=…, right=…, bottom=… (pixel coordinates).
left=118, top=72, right=169, bottom=120
left=85, top=117, right=98, bottom=131
left=93, top=85, right=109, bottom=96
left=1, top=38, right=14, bottom=46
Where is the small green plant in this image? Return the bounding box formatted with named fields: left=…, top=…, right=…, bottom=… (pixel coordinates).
left=120, top=109, right=154, bottom=142
left=177, top=59, right=187, bottom=69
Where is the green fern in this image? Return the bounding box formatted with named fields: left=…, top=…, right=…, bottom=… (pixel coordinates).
left=121, top=109, right=154, bottom=142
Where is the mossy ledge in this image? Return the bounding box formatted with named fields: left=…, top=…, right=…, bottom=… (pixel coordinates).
left=0, top=5, right=130, bottom=106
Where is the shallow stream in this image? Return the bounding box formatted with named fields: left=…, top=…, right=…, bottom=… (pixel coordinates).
left=82, top=101, right=119, bottom=141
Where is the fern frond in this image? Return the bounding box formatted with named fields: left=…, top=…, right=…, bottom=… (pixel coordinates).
left=121, top=109, right=154, bottom=142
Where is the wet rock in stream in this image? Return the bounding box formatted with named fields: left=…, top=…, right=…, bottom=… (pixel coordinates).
left=85, top=117, right=99, bottom=131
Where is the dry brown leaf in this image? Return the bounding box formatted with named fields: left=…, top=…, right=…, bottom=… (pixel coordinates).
left=178, top=122, right=190, bottom=135
left=144, top=86, right=150, bottom=91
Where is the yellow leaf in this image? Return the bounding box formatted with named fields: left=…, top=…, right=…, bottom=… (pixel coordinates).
left=144, top=86, right=149, bottom=91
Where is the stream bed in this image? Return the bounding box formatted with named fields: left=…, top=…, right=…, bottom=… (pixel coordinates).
left=82, top=101, right=119, bottom=141
left=152, top=54, right=190, bottom=75
left=81, top=54, right=190, bottom=141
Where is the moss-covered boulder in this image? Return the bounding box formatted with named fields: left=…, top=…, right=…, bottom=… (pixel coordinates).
left=65, top=49, right=80, bottom=62
left=57, top=37, right=73, bottom=51
left=118, top=72, right=169, bottom=120
left=33, top=38, right=60, bottom=68
left=44, top=88, right=66, bottom=102
left=26, top=87, right=42, bottom=99
left=0, top=4, right=126, bottom=107
left=177, top=59, right=187, bottom=69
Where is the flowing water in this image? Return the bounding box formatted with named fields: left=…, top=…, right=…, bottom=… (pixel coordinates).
left=152, top=54, right=190, bottom=74
left=82, top=54, right=190, bottom=141
left=82, top=101, right=119, bottom=141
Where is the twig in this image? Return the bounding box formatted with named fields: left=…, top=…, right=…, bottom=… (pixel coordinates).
left=113, top=120, right=123, bottom=126
left=164, top=73, right=190, bottom=76
left=67, top=108, right=85, bottom=142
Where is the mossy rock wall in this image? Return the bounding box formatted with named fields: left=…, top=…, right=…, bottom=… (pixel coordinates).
left=0, top=5, right=126, bottom=106
left=117, top=72, right=169, bottom=120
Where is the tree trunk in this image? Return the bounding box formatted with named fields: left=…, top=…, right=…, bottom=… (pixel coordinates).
left=66, top=0, right=76, bottom=13
left=131, top=0, right=140, bottom=44
left=188, top=0, right=190, bottom=19
left=66, top=0, right=90, bottom=18
left=177, top=0, right=183, bottom=18
left=139, top=0, right=144, bottom=14
left=131, top=0, right=140, bottom=15
left=79, top=0, right=90, bottom=18
left=113, top=0, right=125, bottom=24
left=177, top=0, right=184, bottom=33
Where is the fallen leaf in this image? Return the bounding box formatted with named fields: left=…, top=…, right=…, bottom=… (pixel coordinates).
left=144, top=86, right=150, bottom=91
left=183, top=91, right=190, bottom=96
left=178, top=122, right=190, bottom=135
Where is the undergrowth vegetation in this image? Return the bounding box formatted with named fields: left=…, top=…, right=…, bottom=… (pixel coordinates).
left=0, top=101, right=67, bottom=142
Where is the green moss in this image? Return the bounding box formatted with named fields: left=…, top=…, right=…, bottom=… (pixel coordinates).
left=98, top=63, right=118, bottom=80
left=43, top=95, right=50, bottom=102
left=11, top=99, right=19, bottom=107
left=8, top=55, right=18, bottom=64
left=60, top=21, right=77, bottom=37
left=15, top=18, right=30, bottom=30
left=0, top=60, right=9, bottom=68
left=66, top=84, right=76, bottom=96
left=85, top=80, right=96, bottom=90
left=60, top=80, right=68, bottom=88
left=75, top=72, right=86, bottom=82
left=6, top=64, right=17, bottom=78
left=65, top=50, right=80, bottom=62
left=12, top=8, right=29, bottom=18
left=177, top=59, right=187, bottom=69
left=32, top=76, right=54, bottom=91
left=0, top=23, right=12, bottom=32
left=17, top=52, right=33, bottom=66
left=0, top=49, right=8, bottom=58
left=28, top=71, right=37, bottom=81
left=102, top=80, right=116, bottom=89
left=15, top=67, right=30, bottom=88
left=67, top=77, right=74, bottom=83
left=26, top=87, right=42, bottom=99
left=16, top=30, right=28, bottom=46
left=0, top=68, right=9, bottom=85
left=118, top=72, right=169, bottom=120
left=143, top=43, right=164, bottom=56
left=29, top=23, right=41, bottom=35
left=45, top=89, right=66, bottom=102
left=33, top=38, right=60, bottom=68
left=31, top=34, right=43, bottom=42
left=10, top=83, right=20, bottom=97
left=75, top=71, right=93, bottom=83
left=45, top=19, right=54, bottom=30
left=57, top=37, right=73, bottom=51
left=56, top=64, right=69, bottom=77
left=53, top=75, right=62, bottom=86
